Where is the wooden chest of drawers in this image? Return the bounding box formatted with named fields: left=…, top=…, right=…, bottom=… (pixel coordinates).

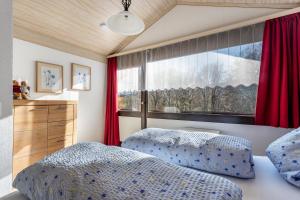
left=13, top=100, right=77, bottom=178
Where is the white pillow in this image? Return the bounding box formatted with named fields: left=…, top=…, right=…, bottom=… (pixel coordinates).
left=266, top=128, right=300, bottom=188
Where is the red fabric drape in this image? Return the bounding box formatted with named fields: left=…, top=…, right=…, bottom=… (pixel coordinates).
left=255, top=13, right=300, bottom=128
left=104, top=57, right=120, bottom=145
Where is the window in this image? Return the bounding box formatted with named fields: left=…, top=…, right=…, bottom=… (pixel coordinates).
left=117, top=23, right=264, bottom=123
left=146, top=23, right=263, bottom=115
left=117, top=67, right=140, bottom=111
left=117, top=52, right=145, bottom=111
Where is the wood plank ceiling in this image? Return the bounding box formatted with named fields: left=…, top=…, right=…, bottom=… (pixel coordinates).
left=178, top=0, right=300, bottom=8
left=13, top=0, right=300, bottom=62
left=13, top=0, right=176, bottom=62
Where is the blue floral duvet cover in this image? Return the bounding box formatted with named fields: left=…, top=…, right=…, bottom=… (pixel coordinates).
left=13, top=142, right=242, bottom=200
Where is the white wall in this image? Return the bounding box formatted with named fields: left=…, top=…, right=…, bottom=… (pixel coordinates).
left=119, top=116, right=141, bottom=141
left=148, top=119, right=290, bottom=156
left=125, top=5, right=283, bottom=50
left=119, top=117, right=290, bottom=156
left=0, top=0, right=13, bottom=197
left=13, top=39, right=106, bottom=143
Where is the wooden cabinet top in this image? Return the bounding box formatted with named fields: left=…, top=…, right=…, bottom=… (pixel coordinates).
left=13, top=100, right=78, bottom=106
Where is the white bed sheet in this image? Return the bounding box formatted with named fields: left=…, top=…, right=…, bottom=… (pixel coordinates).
left=0, top=192, right=27, bottom=200
left=224, top=156, right=300, bottom=200
left=1, top=156, right=299, bottom=200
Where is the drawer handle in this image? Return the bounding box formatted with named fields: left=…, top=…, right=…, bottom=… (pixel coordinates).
left=55, top=106, right=67, bottom=110
left=30, top=108, right=47, bottom=111
left=56, top=139, right=66, bottom=143
left=55, top=124, right=68, bottom=127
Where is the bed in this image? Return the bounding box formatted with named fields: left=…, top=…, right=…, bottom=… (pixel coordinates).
left=4, top=156, right=300, bottom=200
left=224, top=156, right=300, bottom=200
left=12, top=142, right=242, bottom=200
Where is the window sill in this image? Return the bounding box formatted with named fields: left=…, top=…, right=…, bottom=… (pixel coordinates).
left=147, top=112, right=254, bottom=125
left=118, top=110, right=141, bottom=117
left=118, top=111, right=254, bottom=125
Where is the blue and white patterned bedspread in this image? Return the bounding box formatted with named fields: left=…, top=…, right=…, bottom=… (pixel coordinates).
left=122, top=128, right=255, bottom=178
left=13, top=142, right=242, bottom=200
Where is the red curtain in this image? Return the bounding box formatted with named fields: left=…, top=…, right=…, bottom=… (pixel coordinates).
left=104, top=57, right=120, bottom=145
left=255, top=13, right=300, bottom=128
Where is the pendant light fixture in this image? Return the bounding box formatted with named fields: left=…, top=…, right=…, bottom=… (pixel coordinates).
left=106, top=0, right=145, bottom=36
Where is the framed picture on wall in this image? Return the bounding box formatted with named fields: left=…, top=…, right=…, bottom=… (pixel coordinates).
left=36, top=61, right=63, bottom=93
left=71, top=63, right=91, bottom=91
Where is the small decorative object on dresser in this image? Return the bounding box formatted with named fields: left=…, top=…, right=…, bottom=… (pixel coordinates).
left=13, top=80, right=31, bottom=100
left=13, top=80, right=22, bottom=100
left=71, top=63, right=91, bottom=91
left=36, top=61, right=63, bottom=93
left=12, top=100, right=77, bottom=178
left=20, top=81, right=31, bottom=100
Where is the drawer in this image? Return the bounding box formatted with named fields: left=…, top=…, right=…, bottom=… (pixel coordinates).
left=14, top=106, right=48, bottom=131
left=13, top=151, right=47, bottom=178
left=14, top=121, right=47, bottom=133
left=14, top=128, right=47, bottom=158
left=48, top=105, right=74, bottom=122
left=47, top=135, right=73, bottom=154
left=48, top=120, right=73, bottom=139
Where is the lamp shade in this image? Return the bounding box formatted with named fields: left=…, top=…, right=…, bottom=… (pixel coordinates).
left=106, top=11, right=145, bottom=36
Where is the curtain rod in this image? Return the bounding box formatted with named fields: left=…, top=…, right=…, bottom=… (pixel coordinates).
left=107, top=7, right=300, bottom=58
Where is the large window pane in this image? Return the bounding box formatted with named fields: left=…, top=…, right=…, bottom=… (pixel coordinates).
left=146, top=24, right=263, bottom=115
left=117, top=67, right=141, bottom=111
left=117, top=52, right=145, bottom=112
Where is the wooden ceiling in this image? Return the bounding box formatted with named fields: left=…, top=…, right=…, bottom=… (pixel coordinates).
left=13, top=0, right=300, bottom=62
left=177, top=0, right=300, bottom=8
left=13, top=0, right=176, bottom=62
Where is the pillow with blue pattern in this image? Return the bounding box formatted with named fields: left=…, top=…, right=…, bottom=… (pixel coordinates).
left=122, top=128, right=255, bottom=178
left=266, top=128, right=300, bottom=188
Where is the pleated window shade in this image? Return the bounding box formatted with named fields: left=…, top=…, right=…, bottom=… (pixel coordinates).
left=147, top=23, right=264, bottom=62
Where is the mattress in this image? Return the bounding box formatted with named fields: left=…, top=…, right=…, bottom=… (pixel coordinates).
left=5, top=156, right=300, bottom=200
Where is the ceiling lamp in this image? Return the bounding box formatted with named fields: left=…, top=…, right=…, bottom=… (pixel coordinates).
left=106, top=0, right=145, bottom=36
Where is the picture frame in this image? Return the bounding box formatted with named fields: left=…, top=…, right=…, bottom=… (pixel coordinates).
left=71, top=63, right=91, bottom=91
left=36, top=61, right=63, bottom=93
